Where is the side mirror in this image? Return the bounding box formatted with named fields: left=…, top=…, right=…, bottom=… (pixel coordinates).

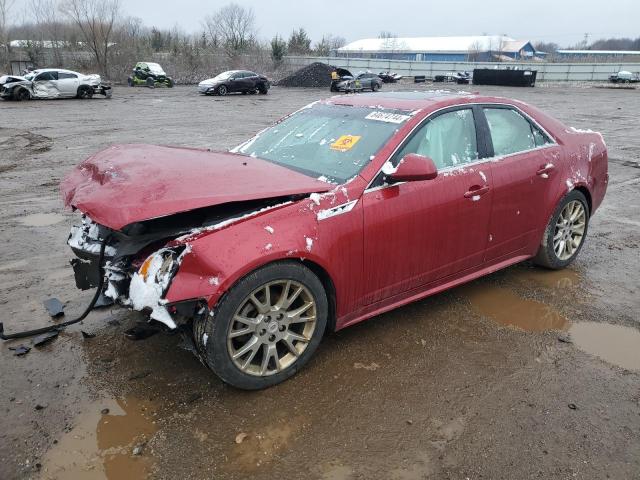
left=388, top=153, right=438, bottom=182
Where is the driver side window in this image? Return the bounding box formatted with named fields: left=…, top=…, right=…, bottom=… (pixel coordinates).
left=394, top=108, right=478, bottom=170
left=35, top=71, right=58, bottom=81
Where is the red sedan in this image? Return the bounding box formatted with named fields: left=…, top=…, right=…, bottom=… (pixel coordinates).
left=61, top=92, right=608, bottom=389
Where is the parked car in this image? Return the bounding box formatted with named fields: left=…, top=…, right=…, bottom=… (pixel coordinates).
left=331, top=68, right=382, bottom=92
left=378, top=71, right=403, bottom=83
left=127, top=62, right=174, bottom=88
left=608, top=70, right=640, bottom=83
left=198, top=70, right=270, bottom=95
left=60, top=92, right=607, bottom=390
left=0, top=68, right=111, bottom=100
left=434, top=71, right=471, bottom=84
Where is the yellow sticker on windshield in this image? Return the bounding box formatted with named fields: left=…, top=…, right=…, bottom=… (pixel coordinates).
left=330, top=135, right=361, bottom=152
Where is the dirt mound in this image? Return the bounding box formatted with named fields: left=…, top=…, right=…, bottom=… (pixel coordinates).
left=276, top=62, right=334, bottom=88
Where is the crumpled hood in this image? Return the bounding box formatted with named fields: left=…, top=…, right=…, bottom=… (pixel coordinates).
left=0, top=75, right=27, bottom=85
left=61, top=144, right=331, bottom=230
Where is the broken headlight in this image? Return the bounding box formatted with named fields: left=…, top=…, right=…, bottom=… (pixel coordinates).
left=138, top=248, right=183, bottom=287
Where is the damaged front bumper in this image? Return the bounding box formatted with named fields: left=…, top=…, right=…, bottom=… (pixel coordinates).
left=68, top=216, right=193, bottom=329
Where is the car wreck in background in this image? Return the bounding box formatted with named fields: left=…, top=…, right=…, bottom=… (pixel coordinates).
left=330, top=68, right=382, bottom=92
left=197, top=70, right=270, bottom=95
left=0, top=68, right=112, bottom=100
left=608, top=70, right=640, bottom=84
left=59, top=92, right=607, bottom=390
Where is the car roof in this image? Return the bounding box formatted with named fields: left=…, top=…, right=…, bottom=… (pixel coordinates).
left=325, top=91, right=511, bottom=112
left=33, top=68, right=80, bottom=75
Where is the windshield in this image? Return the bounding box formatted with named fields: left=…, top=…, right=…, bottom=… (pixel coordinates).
left=213, top=71, right=236, bottom=81
left=232, top=103, right=411, bottom=183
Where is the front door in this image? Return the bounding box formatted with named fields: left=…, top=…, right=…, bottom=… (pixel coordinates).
left=362, top=107, right=493, bottom=304
left=480, top=106, right=561, bottom=261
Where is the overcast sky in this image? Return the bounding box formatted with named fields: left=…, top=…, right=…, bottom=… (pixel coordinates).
left=117, top=0, right=638, bottom=47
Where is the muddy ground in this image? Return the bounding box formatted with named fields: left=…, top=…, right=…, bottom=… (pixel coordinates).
left=0, top=83, right=639, bottom=480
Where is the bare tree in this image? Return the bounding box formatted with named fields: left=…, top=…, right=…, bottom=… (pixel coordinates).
left=467, top=40, right=483, bottom=62
left=61, top=0, right=120, bottom=76
left=0, top=0, right=15, bottom=72
left=203, top=3, right=256, bottom=58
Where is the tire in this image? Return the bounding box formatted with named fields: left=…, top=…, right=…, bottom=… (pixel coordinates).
left=194, top=261, right=328, bottom=390
left=77, top=86, right=93, bottom=99
left=258, top=83, right=268, bottom=94
left=146, top=77, right=155, bottom=88
left=533, top=190, right=590, bottom=269
left=167, top=79, right=174, bottom=88
left=371, top=82, right=380, bottom=92
left=127, top=77, right=134, bottom=87
left=13, top=88, right=30, bottom=101
left=217, top=84, right=228, bottom=96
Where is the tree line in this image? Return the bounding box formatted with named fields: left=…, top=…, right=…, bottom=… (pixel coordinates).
left=0, top=0, right=345, bottom=81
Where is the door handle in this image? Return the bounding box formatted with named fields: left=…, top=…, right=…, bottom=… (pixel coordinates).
left=464, top=185, right=490, bottom=199
left=536, top=164, right=555, bottom=177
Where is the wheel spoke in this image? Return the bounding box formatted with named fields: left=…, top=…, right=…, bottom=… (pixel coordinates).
left=286, top=331, right=310, bottom=343
left=249, top=293, right=270, bottom=314
left=282, top=336, right=300, bottom=356
left=289, top=314, right=316, bottom=324
left=287, top=301, right=313, bottom=320
left=234, top=314, right=260, bottom=327
left=229, top=326, right=254, bottom=338
left=232, top=335, right=260, bottom=360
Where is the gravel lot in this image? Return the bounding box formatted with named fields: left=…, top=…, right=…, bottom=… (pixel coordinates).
left=0, top=82, right=639, bottom=480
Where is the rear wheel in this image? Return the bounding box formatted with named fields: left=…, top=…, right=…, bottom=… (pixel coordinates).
left=217, top=84, right=228, bottom=96
left=127, top=77, right=134, bottom=87
left=77, top=86, right=93, bottom=99
left=194, top=261, right=328, bottom=390
left=534, top=190, right=589, bottom=269
left=371, top=82, right=380, bottom=92
left=146, top=77, right=155, bottom=88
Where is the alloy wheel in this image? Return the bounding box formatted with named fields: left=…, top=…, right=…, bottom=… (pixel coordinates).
left=553, top=200, right=586, bottom=260
left=227, top=280, right=317, bottom=376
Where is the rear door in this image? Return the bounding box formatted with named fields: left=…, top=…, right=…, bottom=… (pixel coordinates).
left=480, top=105, right=561, bottom=261
left=362, top=106, right=493, bottom=304
left=57, top=71, right=80, bottom=96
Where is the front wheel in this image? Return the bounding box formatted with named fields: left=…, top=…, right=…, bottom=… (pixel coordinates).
left=534, top=190, right=589, bottom=269
left=371, top=82, right=380, bottom=92
left=195, top=262, right=328, bottom=390
left=216, top=84, right=228, bottom=96
left=13, top=88, right=30, bottom=101
left=77, top=86, right=93, bottom=99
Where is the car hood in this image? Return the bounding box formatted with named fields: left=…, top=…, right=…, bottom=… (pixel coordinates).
left=61, top=144, right=331, bottom=230
left=0, top=75, right=28, bottom=85
left=199, top=78, right=222, bottom=86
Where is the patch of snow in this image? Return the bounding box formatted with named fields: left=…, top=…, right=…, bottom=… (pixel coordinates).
left=208, top=276, right=219, bottom=286
left=309, top=193, right=322, bottom=205
left=471, top=195, right=481, bottom=202
left=479, top=171, right=487, bottom=183
left=264, top=243, right=273, bottom=250
left=202, top=333, right=209, bottom=346
left=304, top=236, right=313, bottom=252
left=381, top=160, right=397, bottom=175
left=264, top=226, right=274, bottom=234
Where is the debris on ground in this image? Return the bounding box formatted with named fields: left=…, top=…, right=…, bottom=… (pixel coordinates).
left=132, top=442, right=146, bottom=455
left=81, top=330, right=96, bottom=339
left=32, top=330, right=59, bottom=347
left=9, top=345, right=31, bottom=356
left=124, top=324, right=160, bottom=341
left=275, top=62, right=334, bottom=88
left=568, top=403, right=578, bottom=410
left=354, top=362, right=380, bottom=371
left=235, top=432, right=248, bottom=444
left=43, top=298, right=65, bottom=318
left=34, top=404, right=47, bottom=410
left=128, top=370, right=151, bottom=380
left=558, top=334, right=573, bottom=344
left=185, top=392, right=202, bottom=404
left=101, top=408, right=110, bottom=415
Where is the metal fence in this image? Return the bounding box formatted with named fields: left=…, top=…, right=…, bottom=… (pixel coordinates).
left=285, top=55, right=640, bottom=82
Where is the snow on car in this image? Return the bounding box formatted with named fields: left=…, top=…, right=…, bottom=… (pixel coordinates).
left=0, top=68, right=112, bottom=100
left=59, top=91, right=607, bottom=390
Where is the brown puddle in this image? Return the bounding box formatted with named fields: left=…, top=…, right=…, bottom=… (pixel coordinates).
left=514, top=267, right=582, bottom=290
left=19, top=212, right=66, bottom=226
left=462, top=284, right=570, bottom=332
left=569, top=322, right=640, bottom=371
left=40, top=397, right=158, bottom=480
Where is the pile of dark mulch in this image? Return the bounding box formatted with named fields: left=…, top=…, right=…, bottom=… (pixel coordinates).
left=275, top=62, right=335, bottom=88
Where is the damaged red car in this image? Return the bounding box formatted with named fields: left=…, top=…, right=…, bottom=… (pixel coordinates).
left=61, top=92, right=608, bottom=389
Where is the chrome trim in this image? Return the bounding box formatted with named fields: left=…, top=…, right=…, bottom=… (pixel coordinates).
left=363, top=101, right=559, bottom=193
left=316, top=200, right=358, bottom=220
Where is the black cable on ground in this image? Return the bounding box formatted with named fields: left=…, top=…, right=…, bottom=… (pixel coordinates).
left=0, top=237, right=110, bottom=341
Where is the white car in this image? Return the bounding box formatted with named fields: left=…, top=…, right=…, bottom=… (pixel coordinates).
left=0, top=68, right=112, bottom=100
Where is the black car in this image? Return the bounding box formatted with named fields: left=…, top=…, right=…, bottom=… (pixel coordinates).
left=198, top=70, right=270, bottom=95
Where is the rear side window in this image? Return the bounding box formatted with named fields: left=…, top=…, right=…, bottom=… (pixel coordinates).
left=58, top=72, right=77, bottom=79
left=484, top=107, right=548, bottom=156
left=394, top=108, right=478, bottom=169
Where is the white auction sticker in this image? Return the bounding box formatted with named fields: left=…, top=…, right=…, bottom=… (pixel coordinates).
left=365, top=111, right=411, bottom=124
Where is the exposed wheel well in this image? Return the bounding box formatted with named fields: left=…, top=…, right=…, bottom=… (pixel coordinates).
left=574, top=186, right=592, bottom=214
